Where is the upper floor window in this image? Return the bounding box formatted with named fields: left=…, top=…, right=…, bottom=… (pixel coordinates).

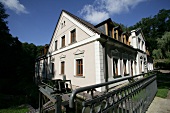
left=114, top=32, right=117, bottom=39
left=138, top=38, right=141, bottom=49
left=70, top=29, right=76, bottom=43
left=142, top=41, right=144, bottom=51
left=123, top=37, right=125, bottom=44
left=55, top=40, right=57, bottom=50
left=61, top=36, right=65, bottom=47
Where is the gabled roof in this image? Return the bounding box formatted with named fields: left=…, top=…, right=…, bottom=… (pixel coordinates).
left=48, top=10, right=102, bottom=49
left=135, top=28, right=146, bottom=41
left=62, top=10, right=102, bottom=34
left=95, top=18, right=112, bottom=27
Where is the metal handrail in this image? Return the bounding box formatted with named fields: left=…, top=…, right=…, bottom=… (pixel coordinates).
left=69, top=72, right=154, bottom=108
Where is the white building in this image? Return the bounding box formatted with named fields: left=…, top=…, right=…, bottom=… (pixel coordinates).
left=35, top=10, right=153, bottom=91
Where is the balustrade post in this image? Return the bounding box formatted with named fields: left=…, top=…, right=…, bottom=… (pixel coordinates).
left=55, top=95, right=62, bottom=113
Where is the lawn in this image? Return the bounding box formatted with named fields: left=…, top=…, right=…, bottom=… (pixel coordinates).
left=0, top=106, right=28, bottom=113
left=156, top=71, right=170, bottom=98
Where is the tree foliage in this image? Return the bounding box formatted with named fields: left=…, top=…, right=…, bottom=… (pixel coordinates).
left=153, top=32, right=170, bottom=59
left=0, top=3, right=44, bottom=108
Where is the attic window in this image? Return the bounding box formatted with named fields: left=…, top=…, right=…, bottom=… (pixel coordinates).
left=61, top=21, right=66, bottom=29
left=61, top=23, right=63, bottom=28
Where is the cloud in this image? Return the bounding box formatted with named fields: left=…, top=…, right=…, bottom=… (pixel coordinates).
left=80, top=5, right=109, bottom=24
left=0, top=0, right=29, bottom=14
left=80, top=0, right=146, bottom=24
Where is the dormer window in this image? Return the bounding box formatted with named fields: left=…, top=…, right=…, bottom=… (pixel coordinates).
left=70, top=29, right=76, bottom=43
left=61, top=21, right=66, bottom=29
left=123, top=37, right=125, bottom=43
left=114, top=32, right=117, bottom=40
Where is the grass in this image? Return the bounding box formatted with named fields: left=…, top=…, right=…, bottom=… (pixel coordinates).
left=0, top=106, right=29, bottom=113
left=156, top=89, right=169, bottom=98
left=156, top=71, right=170, bottom=98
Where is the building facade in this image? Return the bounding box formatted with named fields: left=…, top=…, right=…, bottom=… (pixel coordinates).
left=35, top=10, right=153, bottom=91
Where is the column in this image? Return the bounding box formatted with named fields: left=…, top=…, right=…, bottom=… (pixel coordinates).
left=121, top=59, right=124, bottom=76
left=133, top=61, right=136, bottom=76
left=126, top=59, right=129, bottom=75
left=118, top=59, right=121, bottom=76
left=129, top=60, right=132, bottom=76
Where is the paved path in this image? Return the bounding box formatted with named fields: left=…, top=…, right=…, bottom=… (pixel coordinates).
left=146, top=97, right=170, bottom=113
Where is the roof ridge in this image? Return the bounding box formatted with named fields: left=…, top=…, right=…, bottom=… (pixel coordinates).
left=62, top=10, right=102, bottom=34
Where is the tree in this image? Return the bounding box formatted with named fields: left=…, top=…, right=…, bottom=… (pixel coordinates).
left=152, top=49, right=163, bottom=59
left=157, top=32, right=170, bottom=58
left=0, top=3, right=40, bottom=108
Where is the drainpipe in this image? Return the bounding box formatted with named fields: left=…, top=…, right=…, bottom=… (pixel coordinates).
left=103, top=38, right=109, bottom=91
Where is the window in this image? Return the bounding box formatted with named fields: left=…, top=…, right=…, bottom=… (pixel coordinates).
left=61, top=36, right=65, bottom=47
left=123, top=37, right=125, bottom=43
left=113, top=58, right=118, bottom=77
left=142, top=41, right=144, bottom=51
left=123, top=60, right=127, bottom=75
left=76, top=59, right=83, bottom=76
left=61, top=61, right=65, bottom=74
left=140, top=61, right=142, bottom=73
left=55, top=40, right=57, bottom=50
left=114, top=32, right=117, bottom=39
left=70, top=29, right=76, bottom=43
left=51, top=63, right=54, bottom=75
left=131, top=60, right=133, bottom=76
left=138, top=38, right=140, bottom=49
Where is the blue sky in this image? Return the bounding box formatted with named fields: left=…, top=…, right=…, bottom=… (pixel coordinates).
left=0, top=0, right=170, bottom=45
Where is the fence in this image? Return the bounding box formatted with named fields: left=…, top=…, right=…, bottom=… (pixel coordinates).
left=39, top=72, right=157, bottom=113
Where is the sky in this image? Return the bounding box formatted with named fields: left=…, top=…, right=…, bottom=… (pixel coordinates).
left=0, top=0, right=170, bottom=46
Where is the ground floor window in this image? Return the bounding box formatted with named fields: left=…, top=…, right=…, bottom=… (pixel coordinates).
left=131, top=60, right=133, bottom=76
left=123, top=60, right=127, bottom=75
left=76, top=59, right=83, bottom=76
left=140, top=61, right=143, bottom=73
left=113, top=58, right=118, bottom=77
left=51, top=63, right=54, bottom=75
left=61, top=61, right=65, bottom=74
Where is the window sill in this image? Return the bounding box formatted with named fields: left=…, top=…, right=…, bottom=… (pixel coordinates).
left=59, top=74, right=66, bottom=76
left=114, top=75, right=122, bottom=78
left=69, top=41, right=77, bottom=45
left=74, top=75, right=85, bottom=78
left=60, top=46, right=66, bottom=49
left=124, top=74, right=130, bottom=76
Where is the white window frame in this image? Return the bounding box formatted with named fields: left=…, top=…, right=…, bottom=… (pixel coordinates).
left=74, top=57, right=85, bottom=77
left=70, top=28, right=77, bottom=44
left=59, top=60, right=65, bottom=75
left=54, top=40, right=58, bottom=51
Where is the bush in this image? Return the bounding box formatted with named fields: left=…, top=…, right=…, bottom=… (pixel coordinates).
left=155, top=59, right=170, bottom=69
